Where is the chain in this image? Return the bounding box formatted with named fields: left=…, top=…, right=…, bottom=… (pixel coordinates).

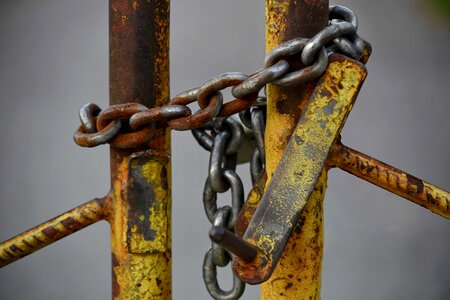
left=74, top=5, right=367, bottom=300
left=193, top=94, right=268, bottom=299
left=192, top=117, right=246, bottom=300
left=238, top=97, right=267, bottom=185
left=74, top=6, right=369, bottom=149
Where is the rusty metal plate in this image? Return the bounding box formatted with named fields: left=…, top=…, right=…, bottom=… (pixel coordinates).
left=233, top=55, right=367, bottom=284
left=127, top=150, right=170, bottom=254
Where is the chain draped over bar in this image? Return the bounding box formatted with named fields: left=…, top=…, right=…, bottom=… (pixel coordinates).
left=73, top=6, right=368, bottom=149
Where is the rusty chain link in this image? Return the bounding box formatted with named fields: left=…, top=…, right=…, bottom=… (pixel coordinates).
left=74, top=5, right=369, bottom=149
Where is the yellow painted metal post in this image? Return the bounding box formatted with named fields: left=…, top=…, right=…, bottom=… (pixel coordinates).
left=108, top=1, right=171, bottom=299
left=109, top=151, right=171, bottom=299
left=262, top=1, right=329, bottom=298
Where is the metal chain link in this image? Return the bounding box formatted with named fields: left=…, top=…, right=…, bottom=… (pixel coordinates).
left=193, top=118, right=246, bottom=300
left=239, top=98, right=267, bottom=184
left=194, top=96, right=268, bottom=299
left=74, top=5, right=369, bottom=149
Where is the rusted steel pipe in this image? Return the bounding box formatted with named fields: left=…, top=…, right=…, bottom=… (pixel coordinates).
left=329, top=141, right=450, bottom=219
left=0, top=197, right=108, bottom=268
left=209, top=226, right=258, bottom=262
left=261, top=0, right=329, bottom=298
left=109, top=0, right=170, bottom=167
left=108, top=1, right=172, bottom=299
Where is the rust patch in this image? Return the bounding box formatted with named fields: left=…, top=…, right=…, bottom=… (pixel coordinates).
left=406, top=174, right=424, bottom=195
left=9, top=245, right=23, bottom=253
left=42, top=227, right=58, bottom=239
left=234, top=170, right=267, bottom=237
left=127, top=159, right=157, bottom=242
left=329, top=142, right=450, bottom=219
left=61, top=217, right=83, bottom=231
left=112, top=253, right=120, bottom=298
left=426, top=193, right=437, bottom=205
left=126, top=150, right=170, bottom=254
left=0, top=198, right=105, bottom=268
left=236, top=56, right=367, bottom=284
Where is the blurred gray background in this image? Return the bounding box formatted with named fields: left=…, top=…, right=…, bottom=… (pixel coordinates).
left=0, top=0, right=449, bottom=299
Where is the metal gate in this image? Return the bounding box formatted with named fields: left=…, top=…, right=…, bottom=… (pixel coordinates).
left=0, top=0, right=449, bottom=299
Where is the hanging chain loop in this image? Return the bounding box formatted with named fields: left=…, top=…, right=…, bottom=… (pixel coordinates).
left=211, top=207, right=232, bottom=267
left=197, top=94, right=268, bottom=299
left=203, top=248, right=245, bottom=300
left=196, top=117, right=247, bottom=300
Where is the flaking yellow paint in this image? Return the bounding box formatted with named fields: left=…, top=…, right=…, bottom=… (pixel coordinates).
left=261, top=55, right=366, bottom=299
left=111, top=154, right=172, bottom=299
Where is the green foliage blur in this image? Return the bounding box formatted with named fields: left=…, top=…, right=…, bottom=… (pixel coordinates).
left=431, top=0, right=450, bottom=17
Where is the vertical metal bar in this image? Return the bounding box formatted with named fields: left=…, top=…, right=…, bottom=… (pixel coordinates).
left=109, top=1, right=171, bottom=299
left=263, top=1, right=328, bottom=299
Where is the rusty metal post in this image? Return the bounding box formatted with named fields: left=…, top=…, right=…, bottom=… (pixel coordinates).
left=263, top=0, right=329, bottom=298
left=108, top=1, right=171, bottom=299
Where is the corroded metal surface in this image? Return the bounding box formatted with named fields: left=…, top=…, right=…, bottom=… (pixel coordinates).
left=108, top=1, right=171, bottom=299
left=260, top=172, right=327, bottom=299
left=0, top=198, right=107, bottom=268
left=109, top=0, right=170, bottom=153
left=109, top=0, right=169, bottom=110
left=259, top=1, right=329, bottom=297
left=127, top=151, right=171, bottom=254
left=235, top=170, right=267, bottom=238
left=0, top=4, right=172, bottom=299
left=110, top=150, right=171, bottom=299
left=209, top=226, right=258, bottom=262
left=329, top=141, right=450, bottom=219
left=233, top=55, right=367, bottom=285
left=2, top=1, right=448, bottom=299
